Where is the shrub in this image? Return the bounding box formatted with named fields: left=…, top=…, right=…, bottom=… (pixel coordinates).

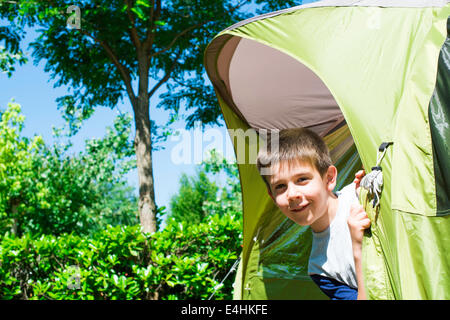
left=0, top=212, right=242, bottom=300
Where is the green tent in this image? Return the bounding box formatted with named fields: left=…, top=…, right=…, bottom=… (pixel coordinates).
left=204, top=0, right=450, bottom=300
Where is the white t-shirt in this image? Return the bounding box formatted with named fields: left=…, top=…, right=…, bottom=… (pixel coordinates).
left=307, top=183, right=359, bottom=289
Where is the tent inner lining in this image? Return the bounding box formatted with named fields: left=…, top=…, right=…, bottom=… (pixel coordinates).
left=224, top=37, right=344, bottom=136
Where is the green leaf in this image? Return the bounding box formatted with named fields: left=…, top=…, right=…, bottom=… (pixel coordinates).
left=131, top=7, right=145, bottom=20
left=136, top=0, right=150, bottom=7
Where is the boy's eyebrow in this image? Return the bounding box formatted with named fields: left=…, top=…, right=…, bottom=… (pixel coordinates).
left=270, top=179, right=282, bottom=187
left=270, top=169, right=313, bottom=186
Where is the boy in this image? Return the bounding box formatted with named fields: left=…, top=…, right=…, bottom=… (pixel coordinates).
left=256, top=127, right=370, bottom=300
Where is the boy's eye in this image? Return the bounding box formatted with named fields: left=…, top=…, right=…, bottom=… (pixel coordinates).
left=297, top=177, right=308, bottom=183
left=274, top=184, right=286, bottom=190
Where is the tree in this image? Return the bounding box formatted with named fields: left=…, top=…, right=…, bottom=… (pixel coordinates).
left=201, top=149, right=242, bottom=220
left=170, top=149, right=242, bottom=224
left=0, top=102, right=43, bottom=236
left=0, top=0, right=301, bottom=234
left=170, top=170, right=218, bottom=224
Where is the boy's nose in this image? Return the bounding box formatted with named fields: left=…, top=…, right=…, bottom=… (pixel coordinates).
left=287, top=187, right=304, bottom=210
left=286, top=185, right=302, bottom=200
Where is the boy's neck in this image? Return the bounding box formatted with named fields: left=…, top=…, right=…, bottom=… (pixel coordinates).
left=310, top=193, right=339, bottom=233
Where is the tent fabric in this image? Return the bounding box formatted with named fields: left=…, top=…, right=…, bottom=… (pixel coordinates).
left=429, top=17, right=450, bottom=214
left=228, top=38, right=343, bottom=134
left=225, top=0, right=450, bottom=32
left=204, top=0, right=450, bottom=300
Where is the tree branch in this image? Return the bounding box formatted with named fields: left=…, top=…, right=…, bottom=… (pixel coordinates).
left=148, top=0, right=249, bottom=59
left=124, top=0, right=142, bottom=49
left=149, top=20, right=210, bottom=59
left=171, top=77, right=204, bottom=95
left=229, top=0, right=251, bottom=14
left=143, top=0, right=155, bottom=48
left=78, top=29, right=137, bottom=104
left=148, top=51, right=181, bottom=98
left=147, top=0, right=251, bottom=96
left=143, top=0, right=160, bottom=54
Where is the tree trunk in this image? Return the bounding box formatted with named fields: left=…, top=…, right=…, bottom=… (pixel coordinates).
left=133, top=96, right=157, bottom=234
left=133, top=50, right=157, bottom=234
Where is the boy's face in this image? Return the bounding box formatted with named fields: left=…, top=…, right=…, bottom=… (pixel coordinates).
left=268, top=160, right=337, bottom=232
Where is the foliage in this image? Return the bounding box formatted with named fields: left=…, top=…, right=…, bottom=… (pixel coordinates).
left=169, top=149, right=242, bottom=224
left=0, top=102, right=44, bottom=236
left=201, top=149, right=242, bottom=219
left=0, top=46, right=27, bottom=77
left=0, top=102, right=138, bottom=237
left=1, top=0, right=245, bottom=128
left=0, top=24, right=28, bottom=77
left=0, top=213, right=242, bottom=300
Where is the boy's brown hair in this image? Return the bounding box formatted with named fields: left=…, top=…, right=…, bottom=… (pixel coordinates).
left=257, top=127, right=333, bottom=190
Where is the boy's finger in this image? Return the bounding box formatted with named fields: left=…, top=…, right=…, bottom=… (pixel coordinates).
left=355, top=170, right=365, bottom=177
left=360, top=218, right=371, bottom=229
left=355, top=186, right=361, bottom=198
left=350, top=203, right=364, bottom=215
left=354, top=170, right=365, bottom=188
left=355, top=211, right=369, bottom=221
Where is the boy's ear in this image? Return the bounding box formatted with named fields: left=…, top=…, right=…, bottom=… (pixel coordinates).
left=325, top=165, right=338, bottom=192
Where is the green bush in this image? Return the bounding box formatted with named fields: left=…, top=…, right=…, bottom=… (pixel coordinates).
left=0, top=212, right=242, bottom=300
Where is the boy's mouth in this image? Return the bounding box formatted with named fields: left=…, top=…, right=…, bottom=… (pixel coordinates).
left=290, top=203, right=310, bottom=212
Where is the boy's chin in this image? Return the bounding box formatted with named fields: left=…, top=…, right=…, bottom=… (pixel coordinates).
left=283, top=212, right=313, bottom=227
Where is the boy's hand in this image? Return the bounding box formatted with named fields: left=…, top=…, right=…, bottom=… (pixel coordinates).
left=353, top=169, right=365, bottom=197
left=348, top=203, right=371, bottom=300
left=347, top=203, right=371, bottom=251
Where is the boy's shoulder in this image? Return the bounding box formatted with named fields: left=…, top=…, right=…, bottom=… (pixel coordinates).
left=336, top=182, right=357, bottom=198
left=336, top=183, right=359, bottom=211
